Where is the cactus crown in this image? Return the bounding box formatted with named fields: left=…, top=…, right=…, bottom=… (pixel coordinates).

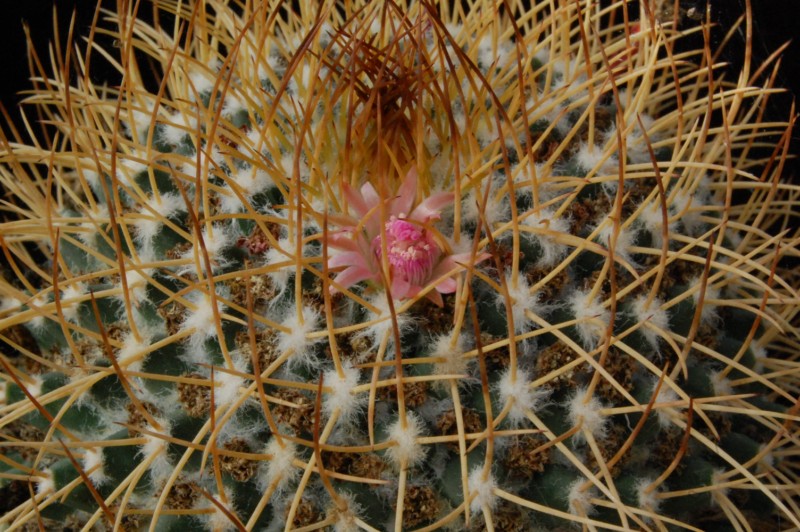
left=1, top=1, right=799, bottom=530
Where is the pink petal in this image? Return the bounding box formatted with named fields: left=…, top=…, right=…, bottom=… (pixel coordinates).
left=327, top=213, right=360, bottom=229
left=327, top=231, right=360, bottom=251
left=410, top=192, right=454, bottom=222
left=430, top=251, right=490, bottom=280
left=328, top=251, right=368, bottom=270
left=424, top=289, right=444, bottom=307
left=360, top=182, right=380, bottom=209
left=332, top=266, right=375, bottom=292
left=390, top=275, right=412, bottom=299
left=392, top=166, right=418, bottom=217
left=435, top=277, right=458, bottom=294
left=343, top=183, right=369, bottom=218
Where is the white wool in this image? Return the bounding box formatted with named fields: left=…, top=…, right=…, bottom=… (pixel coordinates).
left=567, top=479, right=597, bottom=516
left=116, top=156, right=148, bottom=187
left=78, top=161, right=101, bottom=191
left=652, top=385, right=682, bottom=429
left=219, top=165, right=274, bottom=213
left=199, top=487, right=238, bottom=532
left=358, top=292, right=412, bottom=349
left=0, top=296, right=22, bottom=314
left=160, top=111, right=197, bottom=145
left=495, top=367, right=548, bottom=426
left=709, top=469, right=729, bottom=506
left=477, top=35, right=498, bottom=70
left=82, top=447, right=107, bottom=486
left=323, top=365, right=363, bottom=424
left=567, top=388, right=608, bottom=442
left=187, top=60, right=220, bottom=98
left=574, top=142, right=618, bottom=175
left=263, top=439, right=298, bottom=493
left=671, top=188, right=704, bottom=236
left=462, top=181, right=510, bottom=227
left=512, top=159, right=540, bottom=192
left=634, top=477, right=662, bottom=515
left=639, top=200, right=676, bottom=248
left=240, top=127, right=267, bottom=158
left=133, top=192, right=185, bottom=247
left=630, top=295, right=670, bottom=350
left=179, top=224, right=233, bottom=275
left=279, top=153, right=310, bottom=182
left=431, top=333, right=470, bottom=382
left=278, top=306, right=323, bottom=370
left=541, top=99, right=572, bottom=136
left=117, top=331, right=153, bottom=373
left=533, top=47, right=551, bottom=69
left=467, top=466, right=497, bottom=513
left=263, top=237, right=299, bottom=295
left=331, top=492, right=363, bottom=532
left=24, top=375, right=43, bottom=398
left=501, top=272, right=542, bottom=334
left=187, top=144, right=226, bottom=175
left=550, top=56, right=584, bottom=87
left=141, top=425, right=168, bottom=457
left=596, top=217, right=636, bottom=266
left=568, top=290, right=611, bottom=348
left=126, top=108, right=158, bottom=143
left=215, top=352, right=249, bottom=408
left=180, top=291, right=225, bottom=352
left=522, top=208, right=570, bottom=267
left=222, top=93, right=247, bottom=117
left=215, top=370, right=245, bottom=409
left=141, top=424, right=174, bottom=486
left=475, top=115, right=500, bottom=146
left=615, top=113, right=660, bottom=165
left=710, top=370, right=734, bottom=398
left=36, top=471, right=55, bottom=495
left=120, top=267, right=153, bottom=306
left=286, top=64, right=314, bottom=96
left=615, top=89, right=631, bottom=111
left=59, top=282, right=86, bottom=322
left=384, top=411, right=427, bottom=469
left=690, top=278, right=720, bottom=323
left=77, top=204, right=109, bottom=245
left=26, top=294, right=50, bottom=330
left=757, top=447, right=775, bottom=472
left=751, top=341, right=768, bottom=373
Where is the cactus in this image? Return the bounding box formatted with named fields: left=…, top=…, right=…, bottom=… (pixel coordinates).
left=1, top=0, right=799, bottom=530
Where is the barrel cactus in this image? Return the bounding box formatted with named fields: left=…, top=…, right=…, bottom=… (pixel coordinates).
left=1, top=0, right=798, bottom=530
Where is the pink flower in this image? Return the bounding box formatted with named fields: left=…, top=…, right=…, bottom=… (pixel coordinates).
left=326, top=167, right=486, bottom=306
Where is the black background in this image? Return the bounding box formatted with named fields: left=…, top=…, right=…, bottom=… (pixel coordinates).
left=0, top=0, right=797, bottom=178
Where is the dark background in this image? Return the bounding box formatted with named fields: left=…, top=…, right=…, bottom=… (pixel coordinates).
left=0, top=0, right=797, bottom=178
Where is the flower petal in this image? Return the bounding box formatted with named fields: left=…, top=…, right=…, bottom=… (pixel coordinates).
left=343, top=183, right=369, bottom=218
left=328, top=251, right=368, bottom=270
left=332, top=266, right=375, bottom=293
left=393, top=166, right=418, bottom=217
left=327, top=231, right=360, bottom=251
left=360, top=181, right=380, bottom=209
left=390, top=275, right=412, bottom=299
left=424, top=289, right=444, bottom=307
left=430, top=251, right=489, bottom=279
left=435, top=277, right=458, bottom=294
left=410, top=191, right=454, bottom=222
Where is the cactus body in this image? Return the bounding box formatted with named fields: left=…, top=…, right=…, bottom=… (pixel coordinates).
left=1, top=1, right=799, bottom=530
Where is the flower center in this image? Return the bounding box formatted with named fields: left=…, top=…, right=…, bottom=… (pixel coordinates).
left=373, top=216, right=441, bottom=287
